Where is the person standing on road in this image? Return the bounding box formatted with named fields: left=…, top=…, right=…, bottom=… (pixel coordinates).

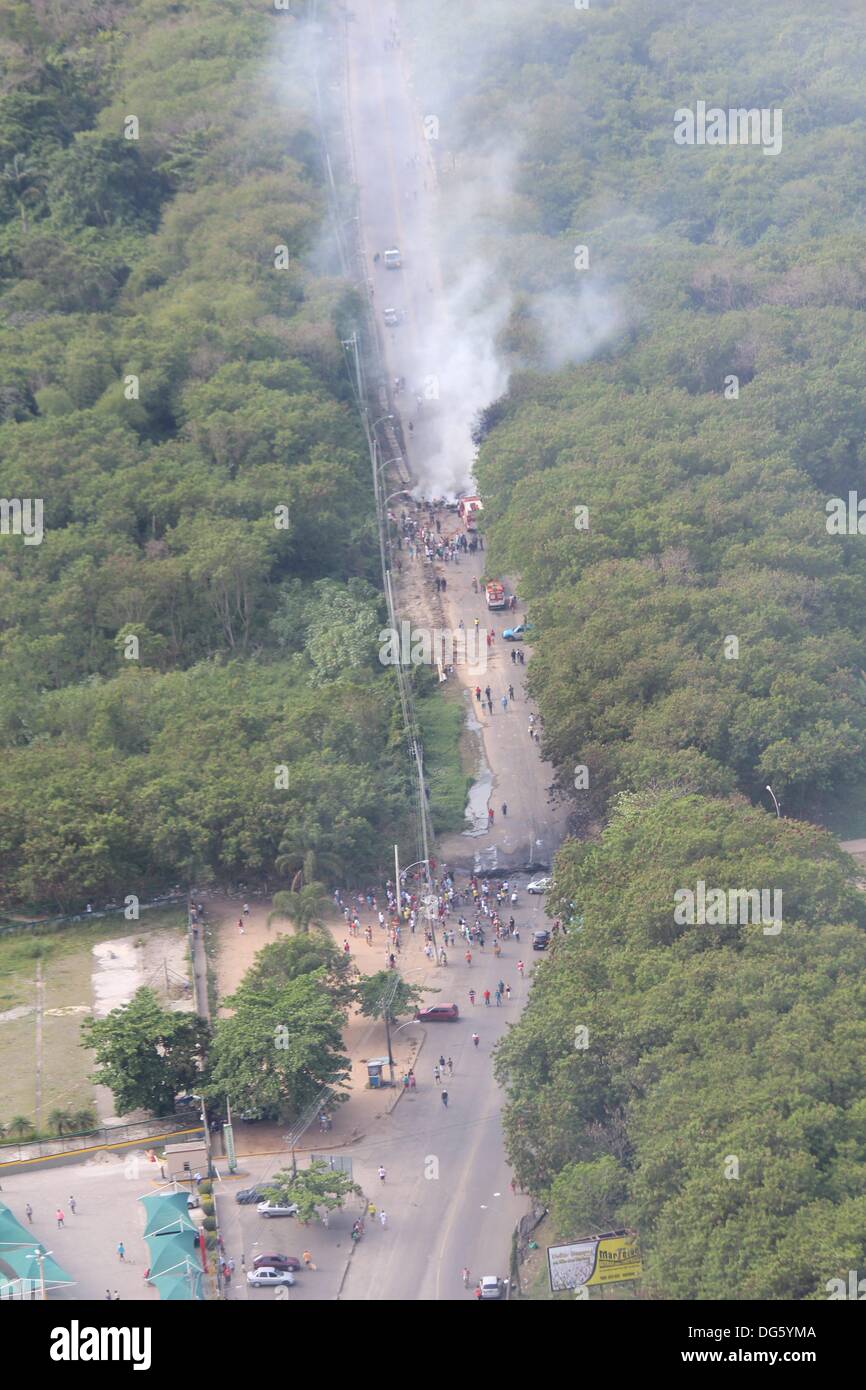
left=117, top=1241, right=125, bottom=1261
left=379, top=1210, right=388, bottom=1229
left=472, top=1032, right=480, bottom=1048
left=501, top=803, right=508, bottom=817
left=501, top=695, right=507, bottom=712
left=55, top=1208, right=64, bottom=1228
left=506, top=984, right=512, bottom=1001
left=447, top=1057, right=454, bottom=1075
left=508, top=684, right=515, bottom=701
left=378, top=1165, right=386, bottom=1183
left=25, top=1203, right=33, bottom=1223
left=441, top=1090, right=449, bottom=1108
left=517, top=960, right=525, bottom=977
left=494, top=989, right=501, bottom=1006
left=433, top=1065, right=441, bottom=1084
left=483, top=988, right=491, bottom=1006
left=69, top=1195, right=77, bottom=1214
left=468, top=988, right=476, bottom=1005
left=302, top=1250, right=316, bottom=1270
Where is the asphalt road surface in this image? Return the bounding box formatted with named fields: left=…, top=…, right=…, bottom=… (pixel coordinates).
left=342, top=0, right=565, bottom=1299
left=340, top=877, right=552, bottom=1301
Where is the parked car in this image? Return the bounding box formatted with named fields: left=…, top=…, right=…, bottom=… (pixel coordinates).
left=532, top=929, right=551, bottom=951
left=383, top=247, right=402, bottom=269
left=503, top=623, right=531, bottom=641
left=257, top=1200, right=299, bottom=1218
left=478, top=1275, right=507, bottom=1299
left=252, top=1253, right=302, bottom=1273
left=247, top=1266, right=295, bottom=1288
left=527, top=876, right=552, bottom=895
left=415, top=1003, right=459, bottom=1022
left=383, top=306, right=400, bottom=326
left=235, top=1186, right=266, bottom=1205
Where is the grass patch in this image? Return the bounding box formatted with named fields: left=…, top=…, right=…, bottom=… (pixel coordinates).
left=0, top=909, right=187, bottom=1129
left=416, top=686, right=472, bottom=833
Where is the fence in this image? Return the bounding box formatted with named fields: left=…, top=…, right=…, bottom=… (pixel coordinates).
left=0, top=1113, right=203, bottom=1168
left=0, top=893, right=186, bottom=938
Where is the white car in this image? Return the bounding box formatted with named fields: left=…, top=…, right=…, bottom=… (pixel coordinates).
left=527, top=877, right=552, bottom=895
left=383, top=247, right=402, bottom=269
left=257, top=1200, right=299, bottom=1218
left=247, top=1266, right=295, bottom=1287
left=479, top=1275, right=507, bottom=1300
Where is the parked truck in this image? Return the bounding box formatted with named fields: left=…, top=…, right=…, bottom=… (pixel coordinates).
left=485, top=581, right=506, bottom=610
left=458, top=495, right=483, bottom=530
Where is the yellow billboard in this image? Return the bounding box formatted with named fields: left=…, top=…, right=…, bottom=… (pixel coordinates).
left=548, top=1233, right=642, bottom=1291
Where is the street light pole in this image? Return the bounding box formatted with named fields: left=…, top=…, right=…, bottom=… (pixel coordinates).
left=765, top=785, right=781, bottom=818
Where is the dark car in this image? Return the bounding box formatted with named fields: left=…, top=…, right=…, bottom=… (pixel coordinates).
left=415, top=1003, right=459, bottom=1022
left=532, top=929, right=551, bottom=951
left=235, top=1186, right=267, bottom=1205
left=252, top=1253, right=302, bottom=1273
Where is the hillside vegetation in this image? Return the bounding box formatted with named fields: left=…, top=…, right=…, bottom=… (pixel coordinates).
left=0, top=0, right=411, bottom=908
left=401, top=0, right=866, bottom=1297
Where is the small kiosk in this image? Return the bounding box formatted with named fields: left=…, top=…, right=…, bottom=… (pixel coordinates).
left=366, top=1057, right=393, bottom=1089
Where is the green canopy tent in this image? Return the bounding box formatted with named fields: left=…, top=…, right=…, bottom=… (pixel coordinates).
left=146, top=1230, right=200, bottom=1281
left=139, top=1192, right=197, bottom=1238
left=152, top=1269, right=204, bottom=1301
left=0, top=1203, right=74, bottom=1292
left=2, top=1248, right=74, bottom=1288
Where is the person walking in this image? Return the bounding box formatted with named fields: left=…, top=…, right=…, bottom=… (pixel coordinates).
left=379, top=1210, right=388, bottom=1229
left=433, top=1065, right=441, bottom=1084
left=302, top=1249, right=316, bottom=1270
left=237, top=917, right=244, bottom=935
left=438, top=1054, right=446, bottom=1071
left=472, top=1032, right=480, bottom=1048
left=465, top=949, right=472, bottom=966
left=447, top=1057, right=454, bottom=1075
left=488, top=807, right=494, bottom=825
left=55, top=1208, right=64, bottom=1228
left=517, top=960, right=525, bottom=977
left=117, top=1241, right=125, bottom=1261
left=24, top=1203, right=32, bottom=1223
left=483, top=988, right=491, bottom=1006
left=441, top=1089, right=449, bottom=1108
left=468, top=988, right=476, bottom=1005
left=69, top=1195, right=77, bottom=1215
left=506, top=983, right=512, bottom=1001
left=494, top=989, right=502, bottom=1006
left=501, top=803, right=508, bottom=817
left=378, top=1165, right=386, bottom=1183
left=508, top=685, right=515, bottom=701
left=500, top=695, right=507, bottom=712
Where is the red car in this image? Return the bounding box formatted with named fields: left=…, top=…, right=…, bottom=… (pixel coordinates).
left=415, top=1003, right=459, bottom=1022
left=252, top=1253, right=302, bottom=1273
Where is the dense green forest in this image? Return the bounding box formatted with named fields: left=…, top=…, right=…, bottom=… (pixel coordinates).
left=402, top=0, right=866, bottom=1296
left=0, top=0, right=414, bottom=908
left=407, top=0, right=866, bottom=828
left=496, top=794, right=866, bottom=1299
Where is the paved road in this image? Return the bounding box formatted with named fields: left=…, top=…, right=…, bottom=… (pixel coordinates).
left=342, top=1, right=563, bottom=1299
left=340, top=877, right=551, bottom=1302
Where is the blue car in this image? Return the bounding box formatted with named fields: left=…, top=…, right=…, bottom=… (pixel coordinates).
left=503, top=623, right=531, bottom=641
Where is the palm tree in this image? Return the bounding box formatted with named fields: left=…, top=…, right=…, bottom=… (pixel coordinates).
left=0, top=153, right=45, bottom=233
left=268, top=882, right=332, bottom=933
left=70, top=1108, right=96, bottom=1133
left=8, top=1115, right=35, bottom=1139
left=47, top=1108, right=73, bottom=1136
left=276, top=822, right=342, bottom=892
